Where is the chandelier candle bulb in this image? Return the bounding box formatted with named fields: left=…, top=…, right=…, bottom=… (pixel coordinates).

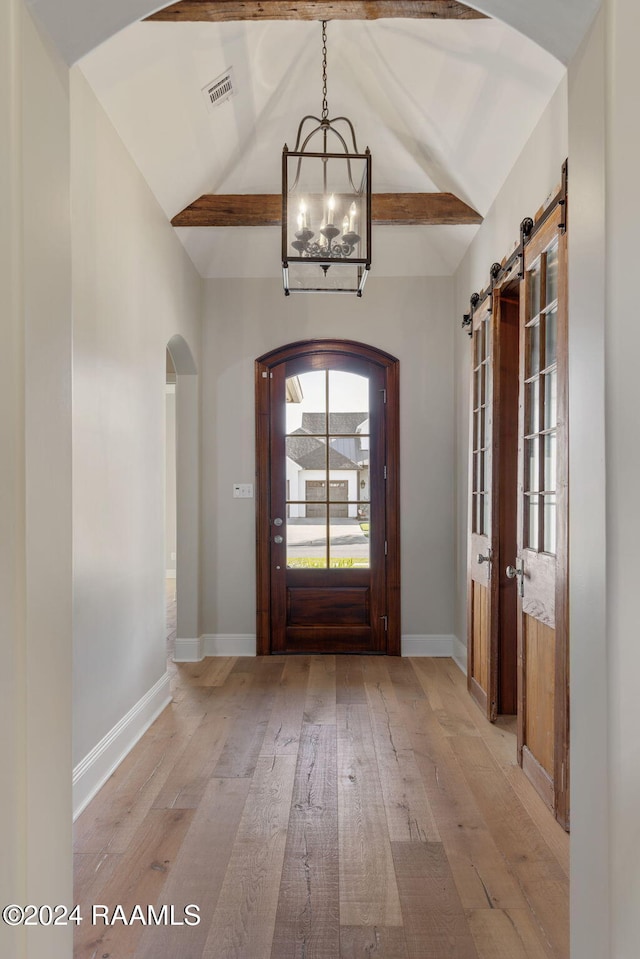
left=327, top=193, right=336, bottom=226
left=349, top=202, right=357, bottom=232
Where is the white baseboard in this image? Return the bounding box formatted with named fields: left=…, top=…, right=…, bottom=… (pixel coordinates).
left=401, top=634, right=459, bottom=657
left=452, top=636, right=467, bottom=676
left=173, top=636, right=203, bottom=662
left=176, top=633, right=462, bottom=661
left=203, top=634, right=256, bottom=656
left=173, top=634, right=257, bottom=661
left=73, top=672, right=172, bottom=820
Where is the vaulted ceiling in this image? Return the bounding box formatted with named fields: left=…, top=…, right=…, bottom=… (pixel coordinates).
left=28, top=0, right=600, bottom=67
left=26, top=1, right=596, bottom=279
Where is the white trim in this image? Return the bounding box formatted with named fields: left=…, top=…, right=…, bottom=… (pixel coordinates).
left=202, top=634, right=256, bottom=656
left=401, top=634, right=458, bottom=657
left=177, top=633, right=461, bottom=660
left=173, top=636, right=203, bottom=662
left=452, top=636, right=467, bottom=675
left=166, top=568, right=176, bottom=579
left=72, top=672, right=172, bottom=820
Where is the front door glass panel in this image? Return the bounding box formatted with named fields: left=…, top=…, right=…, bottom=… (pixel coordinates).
left=285, top=369, right=371, bottom=569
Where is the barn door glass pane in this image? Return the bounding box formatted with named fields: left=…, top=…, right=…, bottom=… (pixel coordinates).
left=526, top=438, right=540, bottom=493
left=546, top=243, right=558, bottom=305
left=545, top=309, right=558, bottom=368
left=524, top=240, right=559, bottom=556
left=529, top=262, right=541, bottom=317
left=544, top=433, right=557, bottom=492
left=527, top=379, right=540, bottom=434
left=285, top=369, right=370, bottom=569
left=544, top=371, right=557, bottom=430
left=528, top=320, right=541, bottom=377
left=543, top=495, right=557, bottom=554
left=472, top=313, right=491, bottom=536
left=526, top=496, right=539, bottom=549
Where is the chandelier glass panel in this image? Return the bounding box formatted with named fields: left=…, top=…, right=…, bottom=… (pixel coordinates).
left=282, top=21, right=371, bottom=295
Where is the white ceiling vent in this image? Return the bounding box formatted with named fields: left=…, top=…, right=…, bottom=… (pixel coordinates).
left=201, top=68, right=236, bottom=113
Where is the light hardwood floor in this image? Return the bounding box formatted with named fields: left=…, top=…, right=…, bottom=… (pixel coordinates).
left=72, top=593, right=568, bottom=958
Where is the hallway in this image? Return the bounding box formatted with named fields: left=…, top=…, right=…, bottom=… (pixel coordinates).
left=72, top=638, right=568, bottom=957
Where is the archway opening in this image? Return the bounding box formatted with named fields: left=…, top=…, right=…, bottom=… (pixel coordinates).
left=165, top=348, right=177, bottom=660
left=166, top=334, right=201, bottom=661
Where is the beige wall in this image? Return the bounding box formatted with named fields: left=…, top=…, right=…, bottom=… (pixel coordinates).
left=605, top=0, right=640, bottom=953
left=22, top=13, right=74, bottom=956
left=1, top=2, right=73, bottom=956
left=70, top=69, right=202, bottom=766
left=0, top=5, right=27, bottom=954
left=566, top=10, right=609, bottom=958
left=201, top=276, right=456, bottom=641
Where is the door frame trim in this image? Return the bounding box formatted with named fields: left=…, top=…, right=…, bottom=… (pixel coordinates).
left=255, top=338, right=400, bottom=656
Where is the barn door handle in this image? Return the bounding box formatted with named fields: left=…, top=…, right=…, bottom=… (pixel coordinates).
left=506, top=561, right=525, bottom=597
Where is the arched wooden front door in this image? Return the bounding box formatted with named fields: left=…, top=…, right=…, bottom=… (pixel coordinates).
left=256, top=340, right=400, bottom=655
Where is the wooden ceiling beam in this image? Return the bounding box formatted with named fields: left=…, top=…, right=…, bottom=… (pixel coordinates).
left=171, top=192, right=482, bottom=226
left=147, top=1, right=487, bottom=23
left=373, top=192, right=482, bottom=225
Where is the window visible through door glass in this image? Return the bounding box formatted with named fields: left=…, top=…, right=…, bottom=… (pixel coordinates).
left=286, top=507, right=327, bottom=569
left=285, top=369, right=370, bottom=569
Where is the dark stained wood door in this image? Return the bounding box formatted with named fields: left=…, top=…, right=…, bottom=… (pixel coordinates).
left=467, top=282, right=519, bottom=721
left=256, top=340, right=400, bottom=655
left=513, top=205, right=569, bottom=828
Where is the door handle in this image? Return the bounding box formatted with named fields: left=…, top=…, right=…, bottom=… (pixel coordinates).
left=506, top=561, right=525, bottom=597
left=273, top=535, right=283, bottom=544
left=477, top=552, right=491, bottom=565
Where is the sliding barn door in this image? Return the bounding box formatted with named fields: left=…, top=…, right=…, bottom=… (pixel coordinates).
left=467, top=299, right=497, bottom=719
left=467, top=285, right=519, bottom=721
left=513, top=206, right=569, bottom=827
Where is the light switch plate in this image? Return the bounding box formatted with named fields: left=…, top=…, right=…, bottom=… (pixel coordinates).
left=233, top=483, right=253, bottom=498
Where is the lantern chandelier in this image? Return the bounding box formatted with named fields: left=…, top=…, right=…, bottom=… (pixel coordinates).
left=282, top=20, right=372, bottom=295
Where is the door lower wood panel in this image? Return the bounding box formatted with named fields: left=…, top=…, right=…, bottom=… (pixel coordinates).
left=522, top=614, right=555, bottom=808
left=472, top=581, right=489, bottom=693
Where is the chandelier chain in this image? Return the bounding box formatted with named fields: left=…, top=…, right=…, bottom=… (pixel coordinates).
left=321, top=20, right=328, bottom=120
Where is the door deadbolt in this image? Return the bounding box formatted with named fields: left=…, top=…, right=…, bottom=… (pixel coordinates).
left=273, top=517, right=283, bottom=526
